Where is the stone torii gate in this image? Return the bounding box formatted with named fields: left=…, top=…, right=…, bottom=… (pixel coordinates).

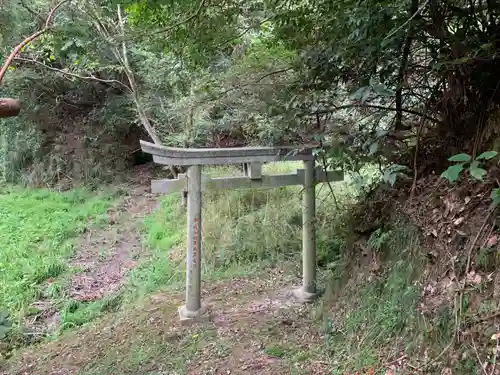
left=140, top=140, right=344, bottom=323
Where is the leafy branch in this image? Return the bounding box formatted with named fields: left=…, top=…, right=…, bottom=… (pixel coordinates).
left=205, top=68, right=294, bottom=102
left=0, top=0, right=71, bottom=85
left=118, top=0, right=208, bottom=42
left=0, top=0, right=71, bottom=118
left=441, top=151, right=499, bottom=183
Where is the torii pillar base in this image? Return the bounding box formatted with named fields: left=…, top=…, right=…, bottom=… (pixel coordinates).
left=293, top=287, right=318, bottom=303
left=178, top=304, right=210, bottom=326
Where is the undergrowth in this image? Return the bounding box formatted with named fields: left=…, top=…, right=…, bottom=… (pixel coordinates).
left=323, top=224, right=425, bottom=373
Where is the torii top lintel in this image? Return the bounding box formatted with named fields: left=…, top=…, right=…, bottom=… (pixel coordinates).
left=139, top=140, right=317, bottom=166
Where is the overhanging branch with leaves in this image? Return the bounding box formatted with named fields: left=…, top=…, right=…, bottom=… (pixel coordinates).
left=0, top=0, right=71, bottom=118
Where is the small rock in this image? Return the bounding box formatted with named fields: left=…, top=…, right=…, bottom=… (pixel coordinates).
left=454, top=217, right=465, bottom=226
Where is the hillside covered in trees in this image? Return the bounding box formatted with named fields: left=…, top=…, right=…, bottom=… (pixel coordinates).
left=2, top=0, right=500, bottom=374
left=1, top=0, right=499, bottom=184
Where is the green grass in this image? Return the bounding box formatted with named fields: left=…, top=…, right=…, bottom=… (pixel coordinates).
left=126, top=194, right=185, bottom=297
left=58, top=293, right=124, bottom=331
left=0, top=186, right=115, bottom=316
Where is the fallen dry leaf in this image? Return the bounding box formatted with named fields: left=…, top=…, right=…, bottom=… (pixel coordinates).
left=423, top=283, right=436, bottom=295
left=454, top=217, right=465, bottom=226
left=466, top=271, right=482, bottom=285
left=487, top=235, right=499, bottom=247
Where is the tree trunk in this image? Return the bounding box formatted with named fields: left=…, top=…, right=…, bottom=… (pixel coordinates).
left=395, top=0, right=419, bottom=130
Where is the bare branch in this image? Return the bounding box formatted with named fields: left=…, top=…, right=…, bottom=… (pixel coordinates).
left=255, top=68, right=293, bottom=83
left=205, top=68, right=294, bottom=102
left=6, top=0, right=71, bottom=78
left=0, top=0, right=71, bottom=87
left=115, top=5, right=161, bottom=144
left=395, top=0, right=419, bottom=131
left=151, top=0, right=207, bottom=36
left=312, top=103, right=441, bottom=124
left=384, top=0, right=430, bottom=40
left=13, top=57, right=131, bottom=90
left=0, top=29, right=47, bottom=85
left=45, top=0, right=70, bottom=27
left=318, top=136, right=339, bottom=210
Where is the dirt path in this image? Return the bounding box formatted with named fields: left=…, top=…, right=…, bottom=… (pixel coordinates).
left=6, top=269, right=330, bottom=375
left=68, top=185, right=158, bottom=302
left=62, top=163, right=160, bottom=302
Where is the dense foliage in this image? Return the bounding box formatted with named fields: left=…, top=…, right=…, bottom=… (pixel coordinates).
left=1, top=0, right=500, bottom=183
